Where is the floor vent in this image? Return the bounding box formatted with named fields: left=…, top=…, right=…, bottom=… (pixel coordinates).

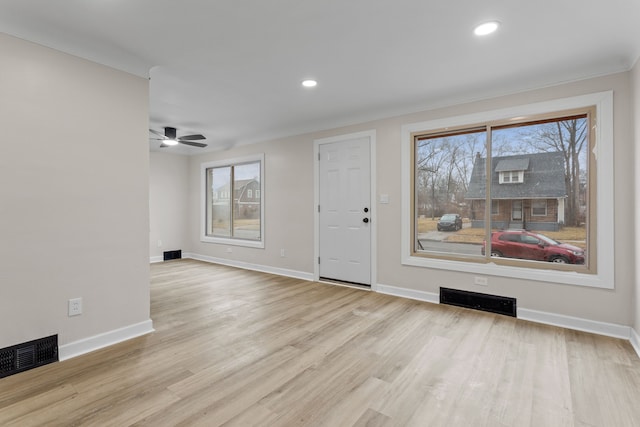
left=440, top=287, right=516, bottom=317
left=163, top=250, right=182, bottom=261
left=0, top=335, right=58, bottom=378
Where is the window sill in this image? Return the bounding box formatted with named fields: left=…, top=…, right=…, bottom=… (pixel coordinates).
left=200, top=236, right=264, bottom=249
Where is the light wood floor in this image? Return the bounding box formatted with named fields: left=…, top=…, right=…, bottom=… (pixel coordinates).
left=2, top=259, right=640, bottom=426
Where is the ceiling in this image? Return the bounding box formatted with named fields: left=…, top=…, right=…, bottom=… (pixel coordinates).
left=2, top=1, right=639, bottom=155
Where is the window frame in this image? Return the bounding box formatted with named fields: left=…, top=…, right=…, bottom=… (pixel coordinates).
left=200, top=153, right=265, bottom=248
left=401, top=91, right=613, bottom=289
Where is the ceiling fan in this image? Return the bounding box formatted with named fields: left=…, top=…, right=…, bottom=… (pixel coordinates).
left=149, top=127, right=207, bottom=148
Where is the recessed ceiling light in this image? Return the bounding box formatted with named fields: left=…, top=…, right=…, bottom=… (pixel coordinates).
left=302, top=79, right=317, bottom=88
left=474, top=21, right=500, bottom=36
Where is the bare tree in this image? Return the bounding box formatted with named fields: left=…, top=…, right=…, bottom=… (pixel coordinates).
left=417, top=131, right=486, bottom=219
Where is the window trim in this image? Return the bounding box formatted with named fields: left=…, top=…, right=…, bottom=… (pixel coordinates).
left=200, top=153, right=265, bottom=248
left=401, top=91, right=613, bottom=289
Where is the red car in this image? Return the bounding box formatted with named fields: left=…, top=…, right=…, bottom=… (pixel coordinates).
left=482, top=229, right=585, bottom=264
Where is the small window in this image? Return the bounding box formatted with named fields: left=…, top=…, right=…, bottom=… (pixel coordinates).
left=499, top=170, right=524, bottom=184
left=491, top=200, right=499, bottom=215
left=201, top=154, right=264, bottom=248
left=532, top=200, right=547, bottom=216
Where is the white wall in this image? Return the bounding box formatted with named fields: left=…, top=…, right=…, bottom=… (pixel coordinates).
left=149, top=152, right=189, bottom=261
left=187, top=71, right=635, bottom=327
left=0, top=33, right=151, bottom=349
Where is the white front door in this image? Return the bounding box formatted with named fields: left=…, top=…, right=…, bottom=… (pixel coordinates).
left=318, top=136, right=371, bottom=285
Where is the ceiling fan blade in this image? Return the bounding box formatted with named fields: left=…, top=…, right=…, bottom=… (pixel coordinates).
left=149, top=129, right=166, bottom=138
left=179, top=140, right=208, bottom=148
left=160, top=143, right=169, bottom=148
left=178, top=134, right=206, bottom=141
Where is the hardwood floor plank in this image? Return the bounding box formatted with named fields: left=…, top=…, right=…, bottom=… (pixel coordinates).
left=1, top=259, right=639, bottom=426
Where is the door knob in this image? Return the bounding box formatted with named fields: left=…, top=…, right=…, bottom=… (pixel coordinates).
left=363, top=218, right=369, bottom=223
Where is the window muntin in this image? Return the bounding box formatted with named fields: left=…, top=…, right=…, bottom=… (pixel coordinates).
left=202, top=155, right=264, bottom=248
left=412, top=110, right=592, bottom=272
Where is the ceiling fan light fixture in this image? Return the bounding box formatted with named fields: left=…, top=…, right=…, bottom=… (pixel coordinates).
left=301, top=79, right=317, bottom=88
left=474, top=21, right=500, bottom=36
left=164, top=139, right=179, bottom=146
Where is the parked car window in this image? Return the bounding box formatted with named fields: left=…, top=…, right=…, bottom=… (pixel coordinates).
left=521, top=235, right=540, bottom=245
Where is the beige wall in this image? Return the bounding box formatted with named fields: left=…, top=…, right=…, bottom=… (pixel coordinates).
left=0, top=33, right=151, bottom=348
left=149, top=152, right=189, bottom=260
left=188, top=71, right=635, bottom=326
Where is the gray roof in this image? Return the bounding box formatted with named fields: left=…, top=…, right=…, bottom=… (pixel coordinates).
left=494, top=158, right=529, bottom=172
left=465, top=151, right=567, bottom=200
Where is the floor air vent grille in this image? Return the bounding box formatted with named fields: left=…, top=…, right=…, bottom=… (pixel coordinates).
left=164, top=250, right=182, bottom=261
left=440, top=287, right=516, bottom=317
left=0, top=335, right=58, bottom=378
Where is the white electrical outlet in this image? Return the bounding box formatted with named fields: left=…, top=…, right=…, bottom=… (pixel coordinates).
left=157, top=240, right=162, bottom=247
left=280, top=249, right=286, bottom=257
left=68, top=298, right=83, bottom=316
left=474, top=276, right=488, bottom=286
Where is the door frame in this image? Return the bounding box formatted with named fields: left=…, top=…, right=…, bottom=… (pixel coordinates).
left=313, top=130, right=377, bottom=289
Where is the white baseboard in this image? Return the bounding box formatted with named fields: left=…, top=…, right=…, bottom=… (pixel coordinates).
left=376, top=283, right=440, bottom=304
left=185, top=252, right=314, bottom=282
left=631, top=328, right=640, bottom=359
left=149, top=256, right=163, bottom=263
left=59, top=319, right=154, bottom=361
left=517, top=308, right=631, bottom=340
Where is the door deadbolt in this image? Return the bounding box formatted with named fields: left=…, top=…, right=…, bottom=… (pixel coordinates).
left=363, top=207, right=369, bottom=213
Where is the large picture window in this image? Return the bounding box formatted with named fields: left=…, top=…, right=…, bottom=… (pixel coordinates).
left=401, top=92, right=614, bottom=288
left=201, top=154, right=264, bottom=248
left=412, top=111, right=592, bottom=271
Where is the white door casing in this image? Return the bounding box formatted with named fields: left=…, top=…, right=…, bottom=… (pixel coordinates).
left=316, top=134, right=373, bottom=285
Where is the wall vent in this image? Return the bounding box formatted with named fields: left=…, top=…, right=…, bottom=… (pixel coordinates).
left=440, top=287, right=516, bottom=317
left=0, top=335, right=58, bottom=378
left=163, top=250, right=182, bottom=261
